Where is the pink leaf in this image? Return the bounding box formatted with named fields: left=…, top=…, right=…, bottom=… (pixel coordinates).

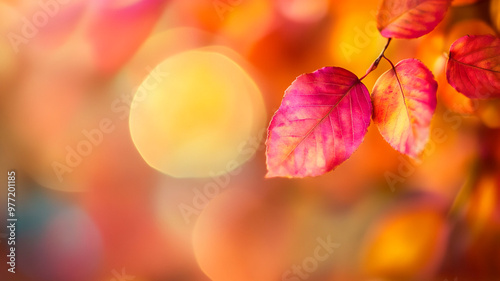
left=377, top=0, right=451, bottom=39
left=372, top=59, right=437, bottom=158
left=446, top=35, right=500, bottom=99
left=266, top=67, right=372, bottom=178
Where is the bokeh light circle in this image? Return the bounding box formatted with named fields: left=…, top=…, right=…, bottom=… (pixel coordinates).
left=129, top=49, right=266, bottom=178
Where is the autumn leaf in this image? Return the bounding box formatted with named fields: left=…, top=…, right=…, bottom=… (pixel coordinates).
left=377, top=0, right=451, bottom=39
left=446, top=35, right=500, bottom=99
left=372, top=59, right=437, bottom=158
left=265, top=67, right=372, bottom=178
left=437, top=20, right=495, bottom=114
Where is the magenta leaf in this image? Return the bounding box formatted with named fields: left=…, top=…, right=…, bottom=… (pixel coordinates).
left=265, top=67, right=372, bottom=178
left=372, top=59, right=437, bottom=158
left=446, top=35, right=500, bottom=99
left=377, top=0, right=451, bottom=39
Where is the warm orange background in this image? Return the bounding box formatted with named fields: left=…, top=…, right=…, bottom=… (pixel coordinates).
left=0, top=0, right=499, bottom=281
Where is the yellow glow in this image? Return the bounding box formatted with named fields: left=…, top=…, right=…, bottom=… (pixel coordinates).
left=129, top=49, right=266, bottom=178
left=475, top=178, right=496, bottom=223
left=362, top=209, right=446, bottom=279
left=329, top=12, right=387, bottom=78
left=219, top=0, right=273, bottom=49
left=467, top=175, right=497, bottom=231
left=479, top=101, right=500, bottom=128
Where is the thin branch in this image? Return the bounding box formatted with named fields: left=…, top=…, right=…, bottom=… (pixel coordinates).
left=360, top=38, right=392, bottom=81
left=382, top=54, right=396, bottom=69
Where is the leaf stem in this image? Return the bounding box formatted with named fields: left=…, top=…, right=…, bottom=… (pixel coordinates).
left=360, top=38, right=392, bottom=81
left=382, top=55, right=396, bottom=69
left=382, top=54, right=407, bottom=105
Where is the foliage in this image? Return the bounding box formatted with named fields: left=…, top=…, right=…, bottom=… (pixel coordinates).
left=266, top=0, right=500, bottom=178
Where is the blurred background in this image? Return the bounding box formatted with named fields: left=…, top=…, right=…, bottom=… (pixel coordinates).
left=0, top=0, right=499, bottom=280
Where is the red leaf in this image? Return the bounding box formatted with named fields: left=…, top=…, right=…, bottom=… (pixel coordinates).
left=266, top=67, right=372, bottom=178
left=372, top=59, right=437, bottom=158
left=377, top=0, right=451, bottom=39
left=446, top=35, right=500, bottom=99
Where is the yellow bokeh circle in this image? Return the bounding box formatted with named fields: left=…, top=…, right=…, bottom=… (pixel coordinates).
left=129, top=49, right=266, bottom=178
